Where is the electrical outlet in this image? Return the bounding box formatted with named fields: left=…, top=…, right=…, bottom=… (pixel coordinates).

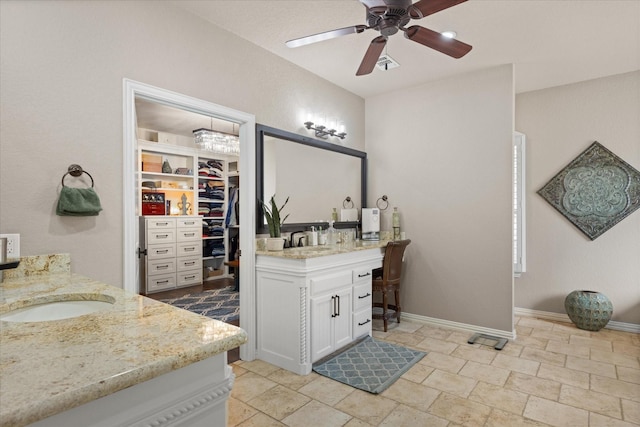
left=0, top=234, right=20, bottom=258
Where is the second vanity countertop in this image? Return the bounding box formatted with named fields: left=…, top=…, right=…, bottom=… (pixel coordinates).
left=0, top=273, right=247, bottom=427
left=255, top=239, right=391, bottom=259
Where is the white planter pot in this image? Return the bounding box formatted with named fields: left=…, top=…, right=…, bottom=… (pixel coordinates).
left=266, top=237, right=285, bottom=251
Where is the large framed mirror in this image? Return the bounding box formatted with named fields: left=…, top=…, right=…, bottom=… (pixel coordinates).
left=256, top=124, right=367, bottom=234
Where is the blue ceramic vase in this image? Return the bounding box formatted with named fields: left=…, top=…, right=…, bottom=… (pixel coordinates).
left=564, top=290, right=613, bottom=331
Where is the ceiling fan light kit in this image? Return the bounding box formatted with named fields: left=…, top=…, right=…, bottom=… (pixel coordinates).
left=285, top=0, right=472, bottom=76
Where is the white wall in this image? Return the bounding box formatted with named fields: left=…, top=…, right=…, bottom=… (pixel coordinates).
left=0, top=1, right=364, bottom=286
left=366, top=65, right=515, bottom=333
left=515, top=71, right=640, bottom=324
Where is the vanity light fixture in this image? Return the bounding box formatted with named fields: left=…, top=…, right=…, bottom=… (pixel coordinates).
left=193, top=122, right=240, bottom=155
left=303, top=121, right=347, bottom=140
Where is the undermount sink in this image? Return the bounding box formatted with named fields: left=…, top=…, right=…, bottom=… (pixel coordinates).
left=285, top=246, right=335, bottom=255
left=0, top=295, right=116, bottom=323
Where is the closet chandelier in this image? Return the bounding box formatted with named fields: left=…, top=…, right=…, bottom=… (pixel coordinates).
left=193, top=128, right=240, bottom=155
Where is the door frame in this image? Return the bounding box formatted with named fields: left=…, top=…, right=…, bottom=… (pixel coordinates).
left=123, top=79, right=257, bottom=361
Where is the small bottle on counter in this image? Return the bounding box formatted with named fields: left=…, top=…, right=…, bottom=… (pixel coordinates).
left=318, top=226, right=327, bottom=245
left=392, top=207, right=401, bottom=240
left=331, top=208, right=338, bottom=222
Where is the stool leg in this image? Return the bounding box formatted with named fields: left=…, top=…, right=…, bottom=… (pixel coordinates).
left=395, top=289, right=401, bottom=324
left=382, top=291, right=388, bottom=332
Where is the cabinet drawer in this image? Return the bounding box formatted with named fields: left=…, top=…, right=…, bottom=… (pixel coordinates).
left=310, top=271, right=353, bottom=296
left=177, top=256, right=201, bottom=271
left=177, top=217, right=200, bottom=228
left=146, top=217, right=176, bottom=229
left=177, top=227, right=200, bottom=242
left=177, top=241, right=202, bottom=257
left=148, top=229, right=175, bottom=244
left=147, top=244, right=176, bottom=259
left=353, top=309, right=372, bottom=339
left=147, top=258, right=176, bottom=276
left=353, top=283, right=372, bottom=312
left=353, top=267, right=373, bottom=283
left=177, top=269, right=202, bottom=287
left=147, top=273, right=176, bottom=292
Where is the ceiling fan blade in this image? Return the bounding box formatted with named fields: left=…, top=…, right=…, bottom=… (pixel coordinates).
left=404, top=26, right=472, bottom=58
left=409, top=0, right=468, bottom=19
left=286, top=25, right=368, bottom=48
left=356, top=36, right=387, bottom=76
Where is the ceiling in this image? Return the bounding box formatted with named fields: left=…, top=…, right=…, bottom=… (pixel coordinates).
left=171, top=0, right=639, bottom=99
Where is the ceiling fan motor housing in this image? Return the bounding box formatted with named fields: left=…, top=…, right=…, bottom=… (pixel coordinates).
left=365, top=0, right=412, bottom=35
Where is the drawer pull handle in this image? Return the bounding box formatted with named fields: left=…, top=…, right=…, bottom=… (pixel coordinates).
left=156, top=250, right=169, bottom=254
left=358, top=319, right=372, bottom=326
left=184, top=233, right=195, bottom=237
left=157, top=265, right=169, bottom=270
left=358, top=272, right=371, bottom=278
left=184, top=275, right=195, bottom=280
left=184, top=221, right=195, bottom=225
left=156, top=234, right=169, bottom=239
left=358, top=293, right=371, bottom=299
left=157, top=280, right=169, bottom=285
left=331, top=295, right=336, bottom=318
left=184, top=261, right=195, bottom=266
left=157, top=222, right=169, bottom=226
left=184, top=247, right=195, bottom=252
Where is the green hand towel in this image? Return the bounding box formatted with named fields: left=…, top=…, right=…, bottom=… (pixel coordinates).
left=56, top=187, right=103, bottom=216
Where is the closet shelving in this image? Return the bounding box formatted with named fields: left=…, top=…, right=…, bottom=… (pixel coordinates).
left=137, top=136, right=239, bottom=284
left=198, top=154, right=228, bottom=282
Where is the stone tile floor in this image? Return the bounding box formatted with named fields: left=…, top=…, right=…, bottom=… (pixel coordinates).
left=229, top=317, right=639, bottom=426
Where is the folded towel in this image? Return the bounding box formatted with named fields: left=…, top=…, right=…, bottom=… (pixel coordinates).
left=56, top=187, right=103, bottom=216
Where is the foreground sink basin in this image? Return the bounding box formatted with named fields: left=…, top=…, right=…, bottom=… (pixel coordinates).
left=0, top=296, right=115, bottom=322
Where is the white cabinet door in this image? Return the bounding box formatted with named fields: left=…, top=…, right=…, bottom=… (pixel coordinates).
left=310, top=294, right=334, bottom=362
left=310, top=288, right=353, bottom=362
left=333, top=288, right=353, bottom=350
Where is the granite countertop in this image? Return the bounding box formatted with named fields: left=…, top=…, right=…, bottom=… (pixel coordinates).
left=255, top=239, right=391, bottom=259
left=0, top=273, right=247, bottom=427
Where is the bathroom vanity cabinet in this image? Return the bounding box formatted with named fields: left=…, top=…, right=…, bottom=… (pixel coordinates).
left=255, top=245, right=385, bottom=375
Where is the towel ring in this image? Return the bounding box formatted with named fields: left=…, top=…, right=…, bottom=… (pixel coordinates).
left=376, top=195, right=389, bottom=210
left=343, top=196, right=354, bottom=209
left=61, top=164, right=94, bottom=188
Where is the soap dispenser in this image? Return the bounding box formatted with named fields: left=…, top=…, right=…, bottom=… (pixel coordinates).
left=308, top=226, right=318, bottom=246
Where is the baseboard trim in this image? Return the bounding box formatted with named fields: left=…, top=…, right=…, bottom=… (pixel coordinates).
left=401, top=312, right=516, bottom=340
left=514, top=307, right=640, bottom=334
left=401, top=309, right=640, bottom=339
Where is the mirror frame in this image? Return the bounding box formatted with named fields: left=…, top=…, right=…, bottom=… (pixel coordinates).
left=256, top=123, right=367, bottom=234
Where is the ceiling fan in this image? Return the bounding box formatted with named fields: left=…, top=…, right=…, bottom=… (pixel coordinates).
left=285, top=0, right=472, bottom=76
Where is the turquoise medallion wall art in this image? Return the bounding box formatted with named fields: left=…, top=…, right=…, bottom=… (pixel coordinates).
left=537, top=141, right=640, bottom=240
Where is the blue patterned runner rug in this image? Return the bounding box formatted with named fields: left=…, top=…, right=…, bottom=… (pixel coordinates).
left=312, top=335, right=426, bottom=394
left=159, top=286, right=239, bottom=323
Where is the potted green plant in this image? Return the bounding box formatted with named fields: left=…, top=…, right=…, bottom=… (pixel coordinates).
left=262, top=195, right=290, bottom=251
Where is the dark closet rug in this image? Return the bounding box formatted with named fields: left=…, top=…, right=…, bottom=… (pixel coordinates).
left=159, top=286, right=239, bottom=323
left=312, top=336, right=426, bottom=394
